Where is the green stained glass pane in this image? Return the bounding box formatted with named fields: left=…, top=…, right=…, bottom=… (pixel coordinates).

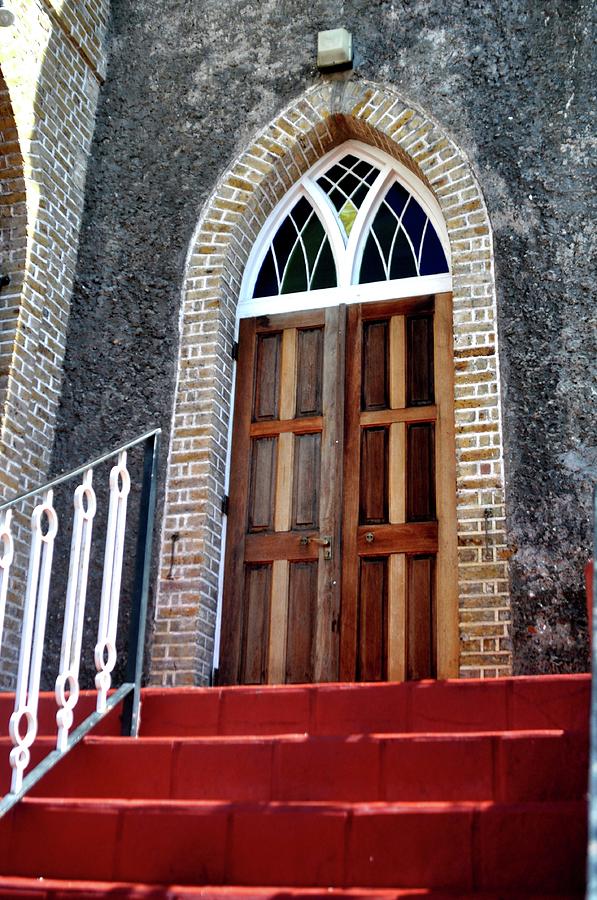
left=339, top=200, right=358, bottom=236
left=301, top=213, right=325, bottom=270
left=281, top=242, right=308, bottom=294
left=311, top=240, right=337, bottom=290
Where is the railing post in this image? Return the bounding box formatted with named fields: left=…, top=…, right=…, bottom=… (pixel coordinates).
left=121, top=430, right=160, bottom=737
left=0, top=509, right=14, bottom=652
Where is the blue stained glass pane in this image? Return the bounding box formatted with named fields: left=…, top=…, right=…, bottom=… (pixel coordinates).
left=321, top=164, right=345, bottom=185
left=291, top=196, right=312, bottom=230
left=272, top=215, right=298, bottom=267
left=338, top=171, right=360, bottom=196
left=419, top=227, right=449, bottom=276
left=385, top=182, right=409, bottom=218
left=358, top=180, right=449, bottom=284
left=401, top=199, right=427, bottom=261
left=354, top=159, right=373, bottom=179
left=372, top=203, right=396, bottom=262
left=329, top=187, right=345, bottom=210
left=352, top=184, right=369, bottom=208
left=317, top=155, right=380, bottom=216
left=253, top=248, right=278, bottom=298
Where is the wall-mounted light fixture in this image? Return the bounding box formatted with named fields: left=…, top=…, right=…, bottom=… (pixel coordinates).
left=0, top=2, right=15, bottom=27
left=317, top=28, right=353, bottom=72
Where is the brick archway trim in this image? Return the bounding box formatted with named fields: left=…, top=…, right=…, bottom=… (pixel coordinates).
left=150, top=80, right=510, bottom=686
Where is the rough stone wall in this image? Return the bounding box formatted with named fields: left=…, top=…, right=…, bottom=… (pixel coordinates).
left=0, top=0, right=109, bottom=684
left=52, top=0, right=594, bottom=681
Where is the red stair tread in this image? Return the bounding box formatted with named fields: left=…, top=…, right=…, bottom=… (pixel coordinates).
left=0, top=879, right=584, bottom=899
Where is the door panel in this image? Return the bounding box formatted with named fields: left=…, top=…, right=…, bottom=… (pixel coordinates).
left=248, top=437, right=277, bottom=531
left=220, top=307, right=344, bottom=685
left=357, top=557, right=387, bottom=682
left=240, top=564, right=271, bottom=684
left=286, top=560, right=318, bottom=683
left=360, top=427, right=388, bottom=524
left=221, top=294, right=458, bottom=685
left=407, top=555, right=436, bottom=681
left=340, top=296, right=454, bottom=682
left=407, top=423, right=436, bottom=522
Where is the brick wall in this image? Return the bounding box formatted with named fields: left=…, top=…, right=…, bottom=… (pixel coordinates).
left=150, top=81, right=511, bottom=685
left=0, top=0, right=109, bottom=684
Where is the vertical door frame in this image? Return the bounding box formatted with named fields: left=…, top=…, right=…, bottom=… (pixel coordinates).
left=433, top=291, right=459, bottom=678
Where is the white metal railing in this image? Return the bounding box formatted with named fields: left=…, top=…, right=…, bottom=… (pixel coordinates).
left=0, top=429, right=160, bottom=815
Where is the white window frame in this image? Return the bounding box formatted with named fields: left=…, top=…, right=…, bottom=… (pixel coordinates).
left=237, top=139, right=452, bottom=320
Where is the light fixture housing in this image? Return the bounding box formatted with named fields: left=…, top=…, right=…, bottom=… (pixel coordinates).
left=0, top=4, right=15, bottom=27
left=317, top=28, right=353, bottom=71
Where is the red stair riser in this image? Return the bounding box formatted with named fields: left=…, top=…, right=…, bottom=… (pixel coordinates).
left=26, top=731, right=586, bottom=804
left=347, top=806, right=474, bottom=889
left=509, top=676, right=591, bottom=731
left=136, top=675, right=590, bottom=736
left=495, top=731, right=588, bottom=802
left=0, top=799, right=587, bottom=890
left=117, top=805, right=229, bottom=884
left=476, top=801, right=587, bottom=892
left=229, top=807, right=346, bottom=887
left=0, top=692, right=122, bottom=738
left=0, top=675, right=589, bottom=740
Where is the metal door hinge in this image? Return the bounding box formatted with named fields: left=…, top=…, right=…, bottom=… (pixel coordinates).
left=231, top=341, right=239, bottom=361
left=221, top=494, right=229, bottom=516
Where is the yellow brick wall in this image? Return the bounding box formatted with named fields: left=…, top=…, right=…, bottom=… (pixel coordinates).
left=0, top=0, right=109, bottom=682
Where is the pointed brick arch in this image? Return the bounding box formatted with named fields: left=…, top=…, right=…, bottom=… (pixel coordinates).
left=151, top=81, right=510, bottom=686
left=0, top=67, right=28, bottom=452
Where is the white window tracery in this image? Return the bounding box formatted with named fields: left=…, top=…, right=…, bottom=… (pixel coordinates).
left=239, top=140, right=452, bottom=319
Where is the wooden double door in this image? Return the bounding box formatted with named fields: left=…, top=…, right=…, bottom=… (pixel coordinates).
left=219, top=294, right=458, bottom=685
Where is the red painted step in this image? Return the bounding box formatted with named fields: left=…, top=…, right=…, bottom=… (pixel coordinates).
left=0, top=690, right=122, bottom=738
left=0, top=797, right=587, bottom=891
left=0, top=880, right=584, bottom=899
left=27, top=730, right=587, bottom=803
left=0, top=675, right=589, bottom=896
left=135, top=675, right=591, bottom=737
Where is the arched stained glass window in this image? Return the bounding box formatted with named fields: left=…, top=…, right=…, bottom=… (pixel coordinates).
left=247, top=141, right=451, bottom=307
left=359, top=182, right=449, bottom=284
left=253, top=196, right=337, bottom=299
